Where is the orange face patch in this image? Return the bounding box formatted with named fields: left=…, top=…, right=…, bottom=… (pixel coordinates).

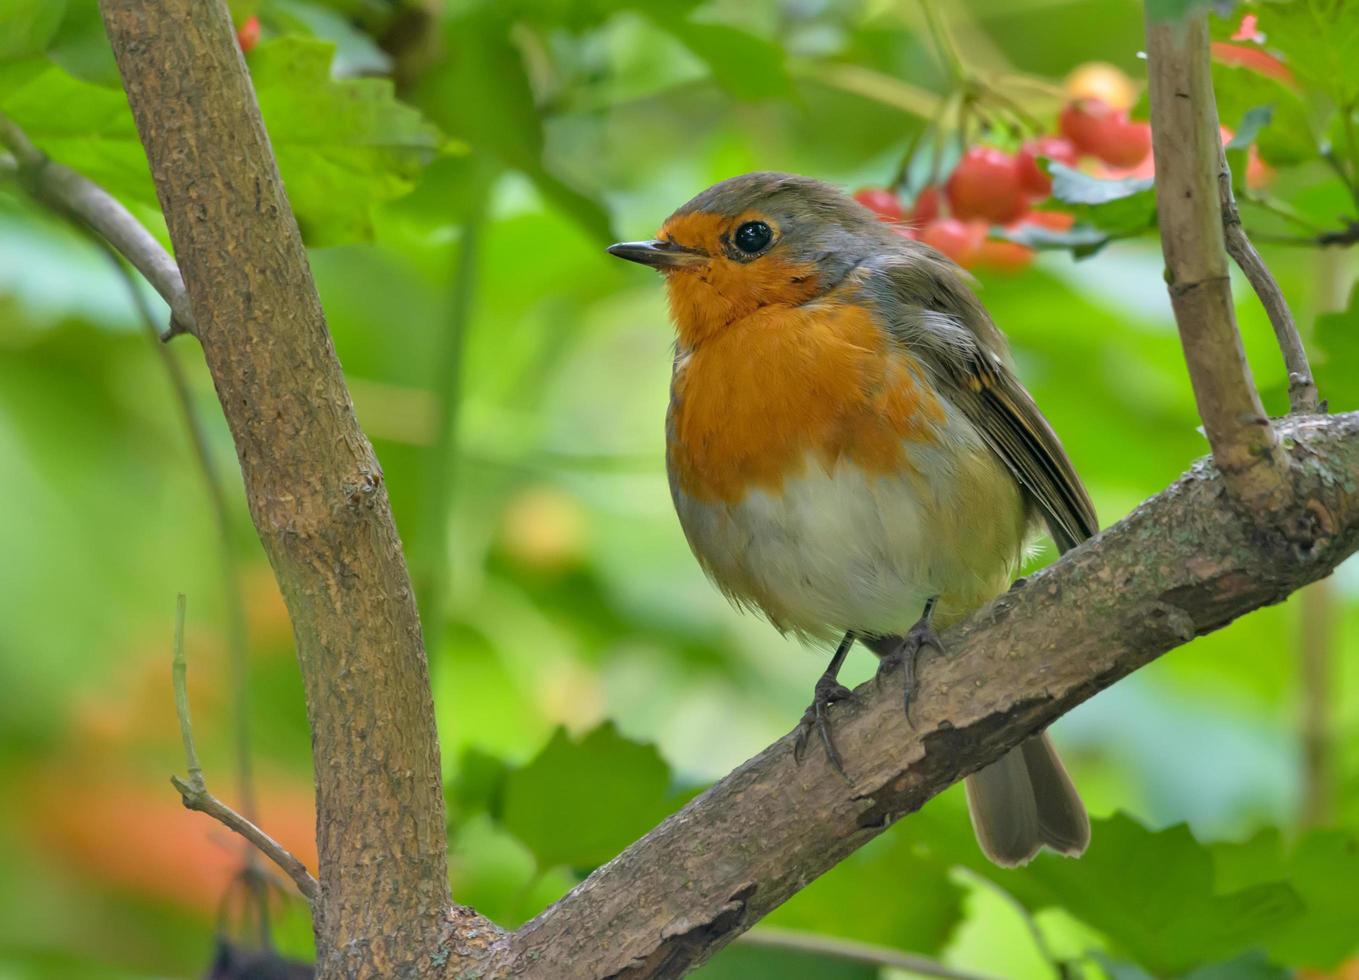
left=658, top=211, right=821, bottom=348
left=668, top=298, right=946, bottom=503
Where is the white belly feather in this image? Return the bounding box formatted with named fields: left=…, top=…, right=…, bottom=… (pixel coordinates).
left=670, top=400, right=1028, bottom=640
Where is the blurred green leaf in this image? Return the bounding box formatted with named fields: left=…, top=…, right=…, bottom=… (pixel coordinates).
left=46, top=0, right=119, bottom=86
left=1255, top=0, right=1359, bottom=108
left=417, top=10, right=613, bottom=241
left=991, top=813, right=1302, bottom=975
left=1041, top=164, right=1157, bottom=253
left=0, top=0, right=65, bottom=62
left=696, top=942, right=875, bottom=979
left=639, top=10, right=791, bottom=101
left=501, top=722, right=677, bottom=870
left=1315, top=283, right=1359, bottom=408
left=1213, top=65, right=1315, bottom=167
left=765, top=824, right=966, bottom=956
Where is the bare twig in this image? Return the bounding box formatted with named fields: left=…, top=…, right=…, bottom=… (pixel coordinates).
left=169, top=595, right=319, bottom=903
left=1219, top=149, right=1320, bottom=414
left=1145, top=11, right=1289, bottom=513
left=0, top=112, right=195, bottom=339
left=739, top=927, right=999, bottom=980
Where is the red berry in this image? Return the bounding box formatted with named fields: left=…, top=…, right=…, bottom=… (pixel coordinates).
left=1060, top=99, right=1150, bottom=168
left=853, top=187, right=905, bottom=222
left=237, top=15, right=261, bottom=53
left=919, top=218, right=986, bottom=267
left=910, top=185, right=942, bottom=224
left=1014, top=137, right=1079, bottom=196
left=974, top=239, right=1035, bottom=273
left=946, top=147, right=1029, bottom=224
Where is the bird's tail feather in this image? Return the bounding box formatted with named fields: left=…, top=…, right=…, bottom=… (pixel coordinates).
left=964, top=732, right=1089, bottom=867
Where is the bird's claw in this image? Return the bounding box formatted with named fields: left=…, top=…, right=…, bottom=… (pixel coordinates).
left=874, top=621, right=944, bottom=728
left=792, top=674, right=854, bottom=782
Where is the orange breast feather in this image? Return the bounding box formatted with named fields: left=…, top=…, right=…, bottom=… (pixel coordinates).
left=668, top=300, right=945, bottom=504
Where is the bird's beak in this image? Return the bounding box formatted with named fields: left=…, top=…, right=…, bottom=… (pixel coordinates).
left=606, top=239, right=707, bottom=269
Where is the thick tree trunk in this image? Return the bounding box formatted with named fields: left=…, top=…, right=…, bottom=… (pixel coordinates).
left=96, top=2, right=484, bottom=975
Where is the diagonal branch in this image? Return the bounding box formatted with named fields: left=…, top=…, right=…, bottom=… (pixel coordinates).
left=474, top=413, right=1359, bottom=979
left=169, top=594, right=320, bottom=903
left=1218, top=149, right=1321, bottom=414
left=0, top=111, right=195, bottom=339
left=1144, top=10, right=1290, bottom=514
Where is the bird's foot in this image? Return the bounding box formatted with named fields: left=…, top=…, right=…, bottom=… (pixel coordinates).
left=875, top=619, right=945, bottom=728
left=792, top=673, right=854, bottom=782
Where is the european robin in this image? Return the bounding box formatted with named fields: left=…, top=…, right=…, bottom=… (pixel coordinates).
left=608, top=172, right=1095, bottom=867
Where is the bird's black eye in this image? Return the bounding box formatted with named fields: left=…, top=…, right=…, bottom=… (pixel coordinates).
left=733, top=220, right=773, bottom=255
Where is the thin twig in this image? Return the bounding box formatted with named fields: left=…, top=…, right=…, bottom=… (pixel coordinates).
left=170, top=594, right=319, bottom=903
left=417, top=199, right=485, bottom=655
left=0, top=111, right=195, bottom=338
left=739, top=926, right=999, bottom=980
left=1218, top=147, right=1320, bottom=414
left=105, top=248, right=267, bottom=909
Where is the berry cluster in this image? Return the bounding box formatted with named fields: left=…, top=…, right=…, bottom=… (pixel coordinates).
left=853, top=61, right=1271, bottom=272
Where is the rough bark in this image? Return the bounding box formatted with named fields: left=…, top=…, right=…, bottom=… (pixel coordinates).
left=96, top=2, right=485, bottom=974
left=1145, top=12, right=1291, bottom=512
left=478, top=413, right=1359, bottom=979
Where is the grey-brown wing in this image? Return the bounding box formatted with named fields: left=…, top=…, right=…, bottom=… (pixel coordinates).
left=866, top=252, right=1098, bottom=553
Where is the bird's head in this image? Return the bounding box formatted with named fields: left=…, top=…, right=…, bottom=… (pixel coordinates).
left=608, top=172, right=892, bottom=347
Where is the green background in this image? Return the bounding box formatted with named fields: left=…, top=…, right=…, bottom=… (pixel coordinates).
left=1, top=0, right=1358, bottom=977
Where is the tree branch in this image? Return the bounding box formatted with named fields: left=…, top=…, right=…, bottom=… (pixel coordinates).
left=1144, top=11, right=1289, bottom=513
left=476, top=413, right=1359, bottom=979
left=0, top=111, right=195, bottom=339
left=96, top=1, right=485, bottom=972
left=1218, top=148, right=1320, bottom=414
left=169, top=594, right=320, bottom=903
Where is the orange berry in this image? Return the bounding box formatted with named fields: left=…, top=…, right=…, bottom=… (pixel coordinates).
left=1064, top=62, right=1137, bottom=111
left=975, top=239, right=1035, bottom=272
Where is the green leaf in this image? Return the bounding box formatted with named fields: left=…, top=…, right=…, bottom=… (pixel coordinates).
left=1255, top=0, right=1359, bottom=108
left=1043, top=164, right=1158, bottom=247
left=416, top=11, right=613, bottom=241
left=1, top=40, right=447, bottom=245
left=500, top=722, right=678, bottom=870
left=46, top=0, right=119, bottom=86
left=1184, top=952, right=1289, bottom=980
left=1315, top=283, right=1359, bottom=409
left=765, top=826, right=966, bottom=956
left=640, top=9, right=792, bottom=101
left=0, top=0, right=65, bottom=62
left=1049, top=164, right=1155, bottom=206
left=696, top=943, right=875, bottom=979
left=1212, top=64, right=1315, bottom=166
left=988, top=813, right=1302, bottom=976
left=249, top=37, right=446, bottom=245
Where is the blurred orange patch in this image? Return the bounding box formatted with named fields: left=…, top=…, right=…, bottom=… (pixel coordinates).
left=25, top=765, right=317, bottom=911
